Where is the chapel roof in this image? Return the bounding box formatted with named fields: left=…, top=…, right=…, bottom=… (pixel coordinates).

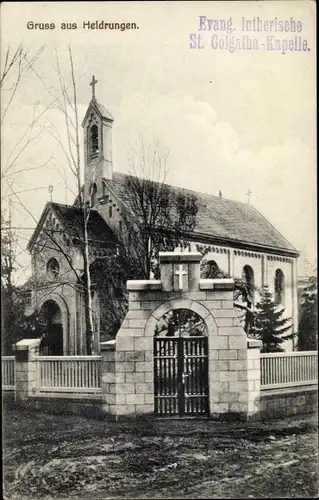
left=105, top=172, right=299, bottom=257
left=95, top=102, right=114, bottom=121
left=49, top=203, right=117, bottom=243
left=27, top=202, right=118, bottom=250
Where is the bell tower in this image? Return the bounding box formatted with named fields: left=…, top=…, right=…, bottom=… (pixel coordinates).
left=82, top=75, right=114, bottom=206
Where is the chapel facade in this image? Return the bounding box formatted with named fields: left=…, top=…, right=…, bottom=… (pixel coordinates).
left=26, top=77, right=300, bottom=355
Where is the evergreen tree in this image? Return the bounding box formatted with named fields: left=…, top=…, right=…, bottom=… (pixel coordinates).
left=250, top=286, right=293, bottom=353
left=297, top=276, right=317, bottom=351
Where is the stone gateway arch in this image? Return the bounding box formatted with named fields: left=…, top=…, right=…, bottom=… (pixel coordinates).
left=101, top=252, right=261, bottom=420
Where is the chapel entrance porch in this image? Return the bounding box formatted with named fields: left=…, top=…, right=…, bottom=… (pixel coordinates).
left=39, top=300, right=64, bottom=355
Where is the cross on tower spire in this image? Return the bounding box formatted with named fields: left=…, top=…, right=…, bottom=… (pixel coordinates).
left=90, top=75, right=98, bottom=101
left=48, top=184, right=54, bottom=202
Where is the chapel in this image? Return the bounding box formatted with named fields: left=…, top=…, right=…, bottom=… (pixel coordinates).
left=26, top=77, right=300, bottom=355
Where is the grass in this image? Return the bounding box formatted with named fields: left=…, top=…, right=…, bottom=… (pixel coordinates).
left=3, top=406, right=318, bottom=499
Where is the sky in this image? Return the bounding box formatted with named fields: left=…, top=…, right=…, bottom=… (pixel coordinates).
left=1, top=1, right=316, bottom=284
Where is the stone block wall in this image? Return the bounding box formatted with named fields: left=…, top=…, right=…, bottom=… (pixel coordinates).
left=259, top=385, right=317, bottom=419
left=246, top=339, right=262, bottom=414
left=113, top=251, right=261, bottom=419
left=112, top=299, right=155, bottom=416
left=100, top=340, right=117, bottom=413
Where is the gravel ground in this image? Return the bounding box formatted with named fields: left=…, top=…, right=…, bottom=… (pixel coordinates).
left=3, top=407, right=318, bottom=499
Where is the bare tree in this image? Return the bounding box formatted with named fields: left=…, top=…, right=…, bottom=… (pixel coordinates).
left=92, top=137, right=199, bottom=338
left=37, top=47, right=98, bottom=354
left=1, top=44, right=45, bottom=122
left=0, top=43, right=63, bottom=294
left=1, top=206, right=31, bottom=353
left=3, top=46, right=99, bottom=354
left=3, top=57, right=199, bottom=350
left=1, top=44, right=47, bottom=184
left=122, top=136, right=198, bottom=279
left=6, top=177, right=118, bottom=354
left=1, top=208, right=16, bottom=296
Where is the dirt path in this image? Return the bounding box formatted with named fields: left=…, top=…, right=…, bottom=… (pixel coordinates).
left=3, top=408, right=318, bottom=499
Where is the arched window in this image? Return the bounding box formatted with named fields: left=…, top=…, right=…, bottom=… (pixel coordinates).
left=275, top=269, right=285, bottom=306
left=201, top=260, right=220, bottom=279
left=242, top=265, right=254, bottom=303
left=90, top=124, right=99, bottom=156
left=47, top=258, right=60, bottom=279
left=90, top=183, right=97, bottom=207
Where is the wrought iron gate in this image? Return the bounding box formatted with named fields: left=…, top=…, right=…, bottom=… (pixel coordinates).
left=154, top=336, right=209, bottom=417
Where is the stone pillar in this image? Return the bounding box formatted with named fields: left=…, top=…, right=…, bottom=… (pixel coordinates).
left=115, top=283, right=156, bottom=418
left=159, top=252, right=202, bottom=292
left=246, top=339, right=262, bottom=416
left=100, top=340, right=116, bottom=415
left=228, top=248, right=234, bottom=277
left=264, top=256, right=269, bottom=286
left=14, top=338, right=41, bottom=402
left=198, top=278, right=250, bottom=418
left=261, top=255, right=265, bottom=289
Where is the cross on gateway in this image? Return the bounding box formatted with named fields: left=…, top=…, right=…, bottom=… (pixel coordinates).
left=175, top=264, right=188, bottom=290
left=90, top=75, right=98, bottom=100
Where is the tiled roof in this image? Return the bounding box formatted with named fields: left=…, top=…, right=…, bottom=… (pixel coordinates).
left=27, top=203, right=118, bottom=250
left=105, top=172, right=298, bottom=256
left=95, top=102, right=114, bottom=121
left=81, top=100, right=113, bottom=126
left=49, top=203, right=117, bottom=244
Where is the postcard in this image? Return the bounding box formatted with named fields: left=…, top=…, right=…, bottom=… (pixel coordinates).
left=1, top=2, right=317, bottom=499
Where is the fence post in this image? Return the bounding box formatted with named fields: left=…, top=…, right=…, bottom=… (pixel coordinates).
left=100, top=340, right=116, bottom=416
left=247, top=339, right=262, bottom=416
left=14, top=338, right=41, bottom=402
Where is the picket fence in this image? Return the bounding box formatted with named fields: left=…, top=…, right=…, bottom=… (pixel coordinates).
left=2, top=351, right=318, bottom=394
left=2, top=356, right=15, bottom=390
left=260, top=351, right=317, bottom=390
left=34, top=356, right=102, bottom=393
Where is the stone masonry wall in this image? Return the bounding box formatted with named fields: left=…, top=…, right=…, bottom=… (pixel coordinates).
left=259, top=386, right=317, bottom=420
left=112, top=252, right=261, bottom=419
left=14, top=339, right=41, bottom=402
